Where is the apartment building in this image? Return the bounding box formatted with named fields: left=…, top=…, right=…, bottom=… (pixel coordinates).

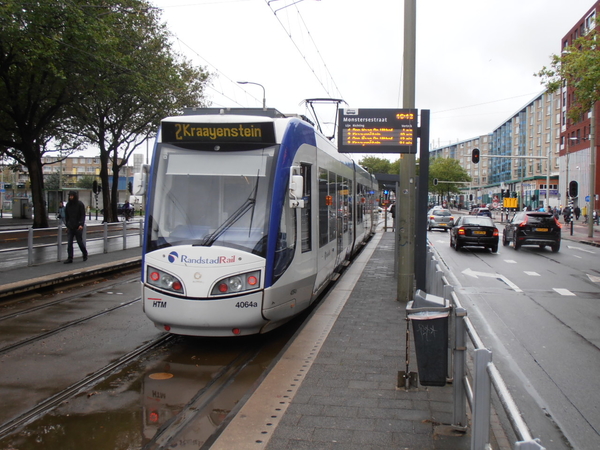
left=431, top=89, right=561, bottom=209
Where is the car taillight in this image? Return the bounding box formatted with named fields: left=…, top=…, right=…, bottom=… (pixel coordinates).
left=554, top=217, right=563, bottom=228
left=458, top=228, right=466, bottom=235
left=493, top=228, right=499, bottom=236
left=518, top=216, right=529, bottom=227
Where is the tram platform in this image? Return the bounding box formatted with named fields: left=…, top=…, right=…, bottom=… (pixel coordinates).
left=210, top=230, right=474, bottom=450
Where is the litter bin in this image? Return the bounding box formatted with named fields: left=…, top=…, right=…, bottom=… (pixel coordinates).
left=407, top=290, right=450, bottom=386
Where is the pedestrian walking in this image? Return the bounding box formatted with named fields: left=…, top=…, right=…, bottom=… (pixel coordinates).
left=574, top=206, right=581, bottom=221
left=63, top=191, right=88, bottom=264
left=56, top=201, right=66, bottom=225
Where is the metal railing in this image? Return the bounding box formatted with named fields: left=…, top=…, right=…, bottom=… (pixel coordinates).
left=425, top=245, right=546, bottom=450
left=0, top=219, right=144, bottom=267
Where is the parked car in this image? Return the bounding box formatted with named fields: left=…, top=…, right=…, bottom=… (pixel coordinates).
left=502, top=211, right=561, bottom=252
left=450, top=216, right=499, bottom=252
left=427, top=208, right=454, bottom=231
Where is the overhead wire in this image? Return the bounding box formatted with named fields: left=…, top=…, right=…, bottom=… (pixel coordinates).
left=264, top=0, right=344, bottom=101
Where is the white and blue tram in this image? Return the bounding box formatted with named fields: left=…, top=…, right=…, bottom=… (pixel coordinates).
left=139, top=108, right=377, bottom=336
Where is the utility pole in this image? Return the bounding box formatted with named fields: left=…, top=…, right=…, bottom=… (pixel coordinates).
left=397, top=0, right=416, bottom=302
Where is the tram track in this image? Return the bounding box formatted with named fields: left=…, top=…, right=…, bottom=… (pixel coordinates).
left=0, top=297, right=141, bottom=356
left=0, top=333, right=174, bottom=438
left=0, top=273, right=139, bottom=322
left=143, top=343, right=265, bottom=450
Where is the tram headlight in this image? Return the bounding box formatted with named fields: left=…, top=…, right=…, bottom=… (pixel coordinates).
left=211, top=270, right=261, bottom=296
left=147, top=266, right=184, bottom=295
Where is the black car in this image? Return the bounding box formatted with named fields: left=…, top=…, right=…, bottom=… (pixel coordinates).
left=502, top=211, right=561, bottom=252
left=450, top=215, right=499, bottom=252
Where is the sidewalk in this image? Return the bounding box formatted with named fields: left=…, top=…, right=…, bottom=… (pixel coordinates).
left=212, top=231, right=474, bottom=450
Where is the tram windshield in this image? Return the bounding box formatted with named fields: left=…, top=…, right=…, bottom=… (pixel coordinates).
left=146, top=145, right=276, bottom=254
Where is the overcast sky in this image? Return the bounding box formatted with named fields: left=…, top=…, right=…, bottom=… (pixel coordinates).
left=132, top=0, right=596, bottom=160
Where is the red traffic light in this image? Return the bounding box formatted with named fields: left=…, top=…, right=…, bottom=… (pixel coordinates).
left=471, top=148, right=480, bottom=164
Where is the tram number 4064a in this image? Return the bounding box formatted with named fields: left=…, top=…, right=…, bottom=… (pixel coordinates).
left=235, top=301, right=259, bottom=308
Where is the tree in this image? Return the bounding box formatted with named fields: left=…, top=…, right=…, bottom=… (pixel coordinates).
left=536, top=20, right=600, bottom=121
left=358, top=156, right=392, bottom=174
left=0, top=1, right=97, bottom=227
left=429, top=157, right=471, bottom=203
left=65, top=0, right=210, bottom=222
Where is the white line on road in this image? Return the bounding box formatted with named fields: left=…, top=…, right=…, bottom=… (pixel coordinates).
left=587, top=274, right=600, bottom=283
left=553, top=288, right=576, bottom=296
left=462, top=267, right=522, bottom=292
left=567, top=245, right=596, bottom=254
left=504, top=259, right=517, bottom=264
left=524, top=271, right=540, bottom=276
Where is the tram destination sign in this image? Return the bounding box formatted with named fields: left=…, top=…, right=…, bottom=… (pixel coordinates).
left=337, top=108, right=418, bottom=154
left=161, top=121, right=276, bottom=145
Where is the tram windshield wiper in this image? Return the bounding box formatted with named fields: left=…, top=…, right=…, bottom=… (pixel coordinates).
left=197, top=175, right=260, bottom=247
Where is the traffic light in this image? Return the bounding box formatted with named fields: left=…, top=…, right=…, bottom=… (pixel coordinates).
left=471, top=148, right=480, bottom=164
left=568, top=180, right=578, bottom=198
left=501, top=189, right=505, bottom=198
left=92, top=180, right=98, bottom=194
left=128, top=181, right=133, bottom=194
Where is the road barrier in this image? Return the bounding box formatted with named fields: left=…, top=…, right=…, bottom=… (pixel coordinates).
left=423, top=245, right=546, bottom=450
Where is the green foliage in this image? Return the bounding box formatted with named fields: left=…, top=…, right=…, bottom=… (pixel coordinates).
left=0, top=1, right=211, bottom=225
left=537, top=19, right=600, bottom=121
left=76, top=175, right=96, bottom=189
left=429, top=157, right=471, bottom=195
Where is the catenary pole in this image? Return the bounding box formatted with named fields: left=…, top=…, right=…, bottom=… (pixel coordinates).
left=397, top=0, right=416, bottom=302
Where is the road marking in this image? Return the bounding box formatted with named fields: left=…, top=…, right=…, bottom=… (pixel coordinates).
left=504, top=259, right=517, bottom=264
left=462, top=267, right=522, bottom=292
left=567, top=245, right=595, bottom=254
left=524, top=271, right=540, bottom=276
left=587, top=274, right=600, bottom=283
left=553, top=288, right=575, bottom=296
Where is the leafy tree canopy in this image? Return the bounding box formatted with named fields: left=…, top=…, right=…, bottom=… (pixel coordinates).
left=429, top=157, right=471, bottom=195
left=537, top=19, right=600, bottom=121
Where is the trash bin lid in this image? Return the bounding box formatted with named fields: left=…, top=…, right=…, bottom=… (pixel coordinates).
left=408, top=310, right=450, bottom=320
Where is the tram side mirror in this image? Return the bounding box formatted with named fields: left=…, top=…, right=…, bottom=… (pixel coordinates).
left=289, top=171, right=305, bottom=208
left=132, top=164, right=149, bottom=196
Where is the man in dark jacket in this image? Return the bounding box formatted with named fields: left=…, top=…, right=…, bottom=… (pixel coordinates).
left=64, top=191, right=88, bottom=263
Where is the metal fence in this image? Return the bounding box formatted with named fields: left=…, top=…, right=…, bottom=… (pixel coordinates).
left=0, top=219, right=144, bottom=267
left=425, top=245, right=546, bottom=450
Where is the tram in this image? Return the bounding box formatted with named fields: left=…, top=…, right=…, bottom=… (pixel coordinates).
left=138, top=107, right=377, bottom=336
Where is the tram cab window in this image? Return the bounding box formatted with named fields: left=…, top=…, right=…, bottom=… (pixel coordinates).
left=148, top=146, right=274, bottom=253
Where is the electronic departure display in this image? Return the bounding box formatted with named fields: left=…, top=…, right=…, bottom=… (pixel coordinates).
left=337, top=108, right=418, bottom=154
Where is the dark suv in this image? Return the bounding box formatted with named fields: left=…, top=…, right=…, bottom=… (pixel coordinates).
left=502, top=211, right=561, bottom=252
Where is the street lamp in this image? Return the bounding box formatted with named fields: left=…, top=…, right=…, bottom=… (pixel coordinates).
left=237, top=81, right=266, bottom=110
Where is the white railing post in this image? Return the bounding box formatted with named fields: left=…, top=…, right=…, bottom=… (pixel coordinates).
left=471, top=348, right=492, bottom=449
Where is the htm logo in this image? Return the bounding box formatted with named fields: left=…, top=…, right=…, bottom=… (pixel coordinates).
left=168, top=251, right=178, bottom=263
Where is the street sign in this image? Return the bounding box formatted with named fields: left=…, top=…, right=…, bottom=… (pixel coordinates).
left=586, top=195, right=590, bottom=202
left=337, top=108, right=418, bottom=154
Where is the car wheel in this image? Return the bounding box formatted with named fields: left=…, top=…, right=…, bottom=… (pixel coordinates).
left=502, top=233, right=509, bottom=246
left=455, top=240, right=462, bottom=251
left=491, top=244, right=498, bottom=253
left=551, top=241, right=560, bottom=253
left=514, top=241, right=521, bottom=250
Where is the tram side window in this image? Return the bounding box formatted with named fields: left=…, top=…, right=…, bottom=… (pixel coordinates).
left=300, top=163, right=312, bottom=253
left=329, top=171, right=338, bottom=242
left=318, top=168, right=328, bottom=248
left=357, top=184, right=364, bottom=224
